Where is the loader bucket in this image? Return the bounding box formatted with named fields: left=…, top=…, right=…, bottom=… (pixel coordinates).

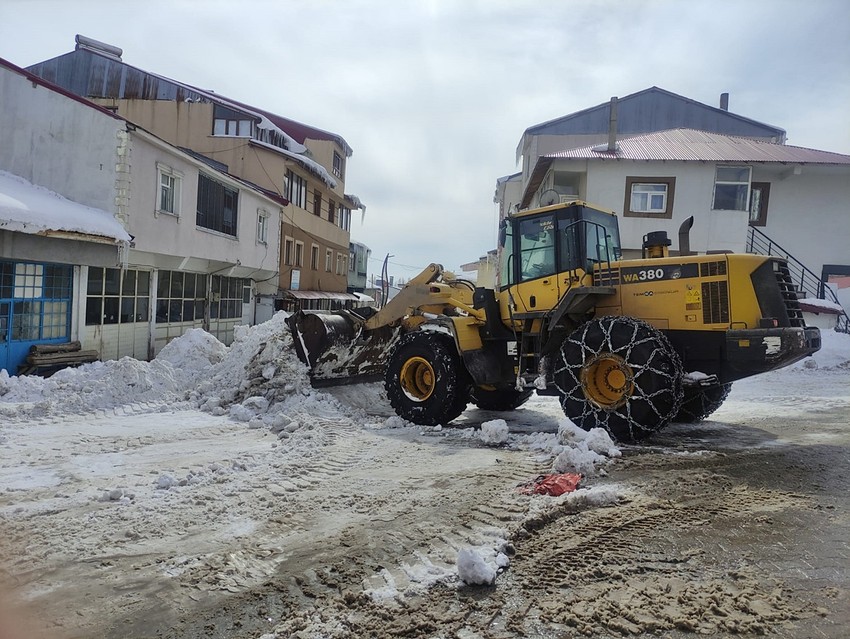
left=287, top=310, right=399, bottom=386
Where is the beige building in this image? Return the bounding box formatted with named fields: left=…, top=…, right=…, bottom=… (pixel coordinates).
left=28, top=35, right=365, bottom=311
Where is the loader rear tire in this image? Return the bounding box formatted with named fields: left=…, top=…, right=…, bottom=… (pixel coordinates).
left=470, top=387, right=534, bottom=412
left=385, top=331, right=471, bottom=426
left=554, top=316, right=683, bottom=443
left=674, top=383, right=732, bottom=423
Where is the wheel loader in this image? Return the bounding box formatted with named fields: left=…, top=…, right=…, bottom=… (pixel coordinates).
left=288, top=201, right=820, bottom=442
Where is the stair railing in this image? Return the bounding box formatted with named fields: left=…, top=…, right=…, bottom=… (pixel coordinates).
left=747, top=225, right=849, bottom=333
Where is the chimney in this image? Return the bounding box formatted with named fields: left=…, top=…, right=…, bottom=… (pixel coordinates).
left=720, top=92, right=729, bottom=111
left=607, top=96, right=619, bottom=152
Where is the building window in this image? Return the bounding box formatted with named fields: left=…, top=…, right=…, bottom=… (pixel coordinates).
left=325, top=249, right=333, bottom=273
left=154, top=270, right=206, bottom=324
left=313, top=190, right=322, bottom=216
left=3, top=262, right=72, bottom=340
left=257, top=209, right=269, bottom=244
left=336, top=252, right=345, bottom=275
left=748, top=182, right=771, bottom=227
left=349, top=250, right=355, bottom=272
left=284, top=236, right=295, bottom=266
left=333, top=152, right=344, bottom=179
left=212, top=104, right=254, bottom=137
left=210, top=275, right=246, bottom=320
left=713, top=166, right=751, bottom=211
left=328, top=199, right=335, bottom=225
left=623, top=177, right=675, bottom=218
left=86, top=267, right=150, bottom=326
left=337, top=206, right=351, bottom=231
left=156, top=163, right=182, bottom=216
left=197, top=174, right=238, bottom=236
left=285, top=169, right=307, bottom=209
left=295, top=241, right=304, bottom=268
left=311, top=244, right=320, bottom=270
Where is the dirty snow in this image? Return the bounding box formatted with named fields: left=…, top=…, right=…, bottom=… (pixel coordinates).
left=1, top=315, right=849, bottom=638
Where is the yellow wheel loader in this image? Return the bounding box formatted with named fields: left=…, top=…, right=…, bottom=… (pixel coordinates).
left=288, top=201, right=820, bottom=442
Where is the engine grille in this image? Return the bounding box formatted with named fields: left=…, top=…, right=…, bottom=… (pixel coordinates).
left=702, top=280, right=729, bottom=324
left=700, top=260, right=727, bottom=277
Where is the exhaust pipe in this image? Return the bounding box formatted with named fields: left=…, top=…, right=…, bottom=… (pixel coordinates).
left=678, top=216, right=695, bottom=256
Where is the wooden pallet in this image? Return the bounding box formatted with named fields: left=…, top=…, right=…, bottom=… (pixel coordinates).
left=18, top=342, right=100, bottom=377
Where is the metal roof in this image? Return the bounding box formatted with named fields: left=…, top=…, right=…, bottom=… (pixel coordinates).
left=546, top=129, right=850, bottom=164
left=520, top=128, right=850, bottom=208
left=524, top=87, right=786, bottom=140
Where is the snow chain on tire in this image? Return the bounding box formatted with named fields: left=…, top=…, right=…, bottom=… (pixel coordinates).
left=554, top=316, right=684, bottom=443
left=674, top=383, right=732, bottom=423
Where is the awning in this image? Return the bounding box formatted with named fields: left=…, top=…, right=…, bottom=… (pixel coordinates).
left=284, top=290, right=359, bottom=301
left=0, top=170, right=131, bottom=243
left=354, top=292, right=374, bottom=303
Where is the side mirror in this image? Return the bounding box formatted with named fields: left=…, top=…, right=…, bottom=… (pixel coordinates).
left=498, top=219, right=507, bottom=247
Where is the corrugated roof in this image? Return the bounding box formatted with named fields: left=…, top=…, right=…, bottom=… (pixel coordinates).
left=524, top=87, right=786, bottom=139
left=546, top=129, right=850, bottom=164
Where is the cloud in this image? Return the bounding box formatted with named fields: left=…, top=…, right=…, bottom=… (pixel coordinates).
left=2, top=0, right=849, bottom=277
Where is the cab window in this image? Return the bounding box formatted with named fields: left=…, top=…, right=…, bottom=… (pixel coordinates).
left=519, top=215, right=556, bottom=282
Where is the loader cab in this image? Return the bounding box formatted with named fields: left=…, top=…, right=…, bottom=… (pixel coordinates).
left=499, top=202, right=621, bottom=301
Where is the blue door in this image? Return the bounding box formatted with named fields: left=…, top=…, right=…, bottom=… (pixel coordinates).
left=0, top=301, right=9, bottom=374
left=0, top=261, right=73, bottom=375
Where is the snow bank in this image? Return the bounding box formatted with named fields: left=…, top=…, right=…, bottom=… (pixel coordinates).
left=0, top=312, right=334, bottom=428
left=790, top=329, right=850, bottom=371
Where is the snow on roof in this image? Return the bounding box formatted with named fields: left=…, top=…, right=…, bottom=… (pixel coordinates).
left=0, top=171, right=130, bottom=243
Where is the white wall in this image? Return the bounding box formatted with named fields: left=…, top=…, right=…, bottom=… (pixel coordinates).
left=0, top=66, right=121, bottom=213
left=581, top=161, right=749, bottom=254
left=128, top=132, right=281, bottom=292
left=754, top=165, right=850, bottom=275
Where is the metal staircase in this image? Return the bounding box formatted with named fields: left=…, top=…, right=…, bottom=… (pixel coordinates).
left=747, top=226, right=849, bottom=333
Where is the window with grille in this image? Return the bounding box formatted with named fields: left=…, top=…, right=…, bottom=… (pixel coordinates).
left=197, top=174, right=238, bottom=236
left=154, top=270, right=206, bottom=324
left=4, top=262, right=72, bottom=340
left=210, top=275, right=246, bottom=320
left=85, top=267, right=150, bottom=326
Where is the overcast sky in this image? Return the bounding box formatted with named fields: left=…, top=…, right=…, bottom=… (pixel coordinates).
left=2, top=0, right=848, bottom=280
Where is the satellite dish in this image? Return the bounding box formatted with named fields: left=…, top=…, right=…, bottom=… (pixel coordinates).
left=539, top=189, right=560, bottom=206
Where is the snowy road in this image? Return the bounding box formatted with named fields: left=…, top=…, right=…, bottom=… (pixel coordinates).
left=1, top=317, right=849, bottom=638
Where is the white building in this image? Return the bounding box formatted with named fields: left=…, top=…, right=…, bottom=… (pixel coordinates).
left=0, top=57, right=283, bottom=373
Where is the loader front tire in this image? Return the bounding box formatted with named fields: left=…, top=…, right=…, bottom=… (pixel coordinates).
left=385, top=331, right=470, bottom=426
left=674, top=383, right=732, bottom=423
left=554, top=316, right=683, bottom=443
left=470, top=387, right=534, bottom=412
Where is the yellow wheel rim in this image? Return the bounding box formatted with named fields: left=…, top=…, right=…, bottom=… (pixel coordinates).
left=580, top=353, right=634, bottom=409
left=399, top=356, right=436, bottom=401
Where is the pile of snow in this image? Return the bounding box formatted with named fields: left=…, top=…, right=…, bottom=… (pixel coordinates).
left=509, top=419, right=621, bottom=477
left=790, top=329, right=850, bottom=372
left=456, top=546, right=510, bottom=586
left=0, top=312, right=335, bottom=428
left=479, top=419, right=509, bottom=445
